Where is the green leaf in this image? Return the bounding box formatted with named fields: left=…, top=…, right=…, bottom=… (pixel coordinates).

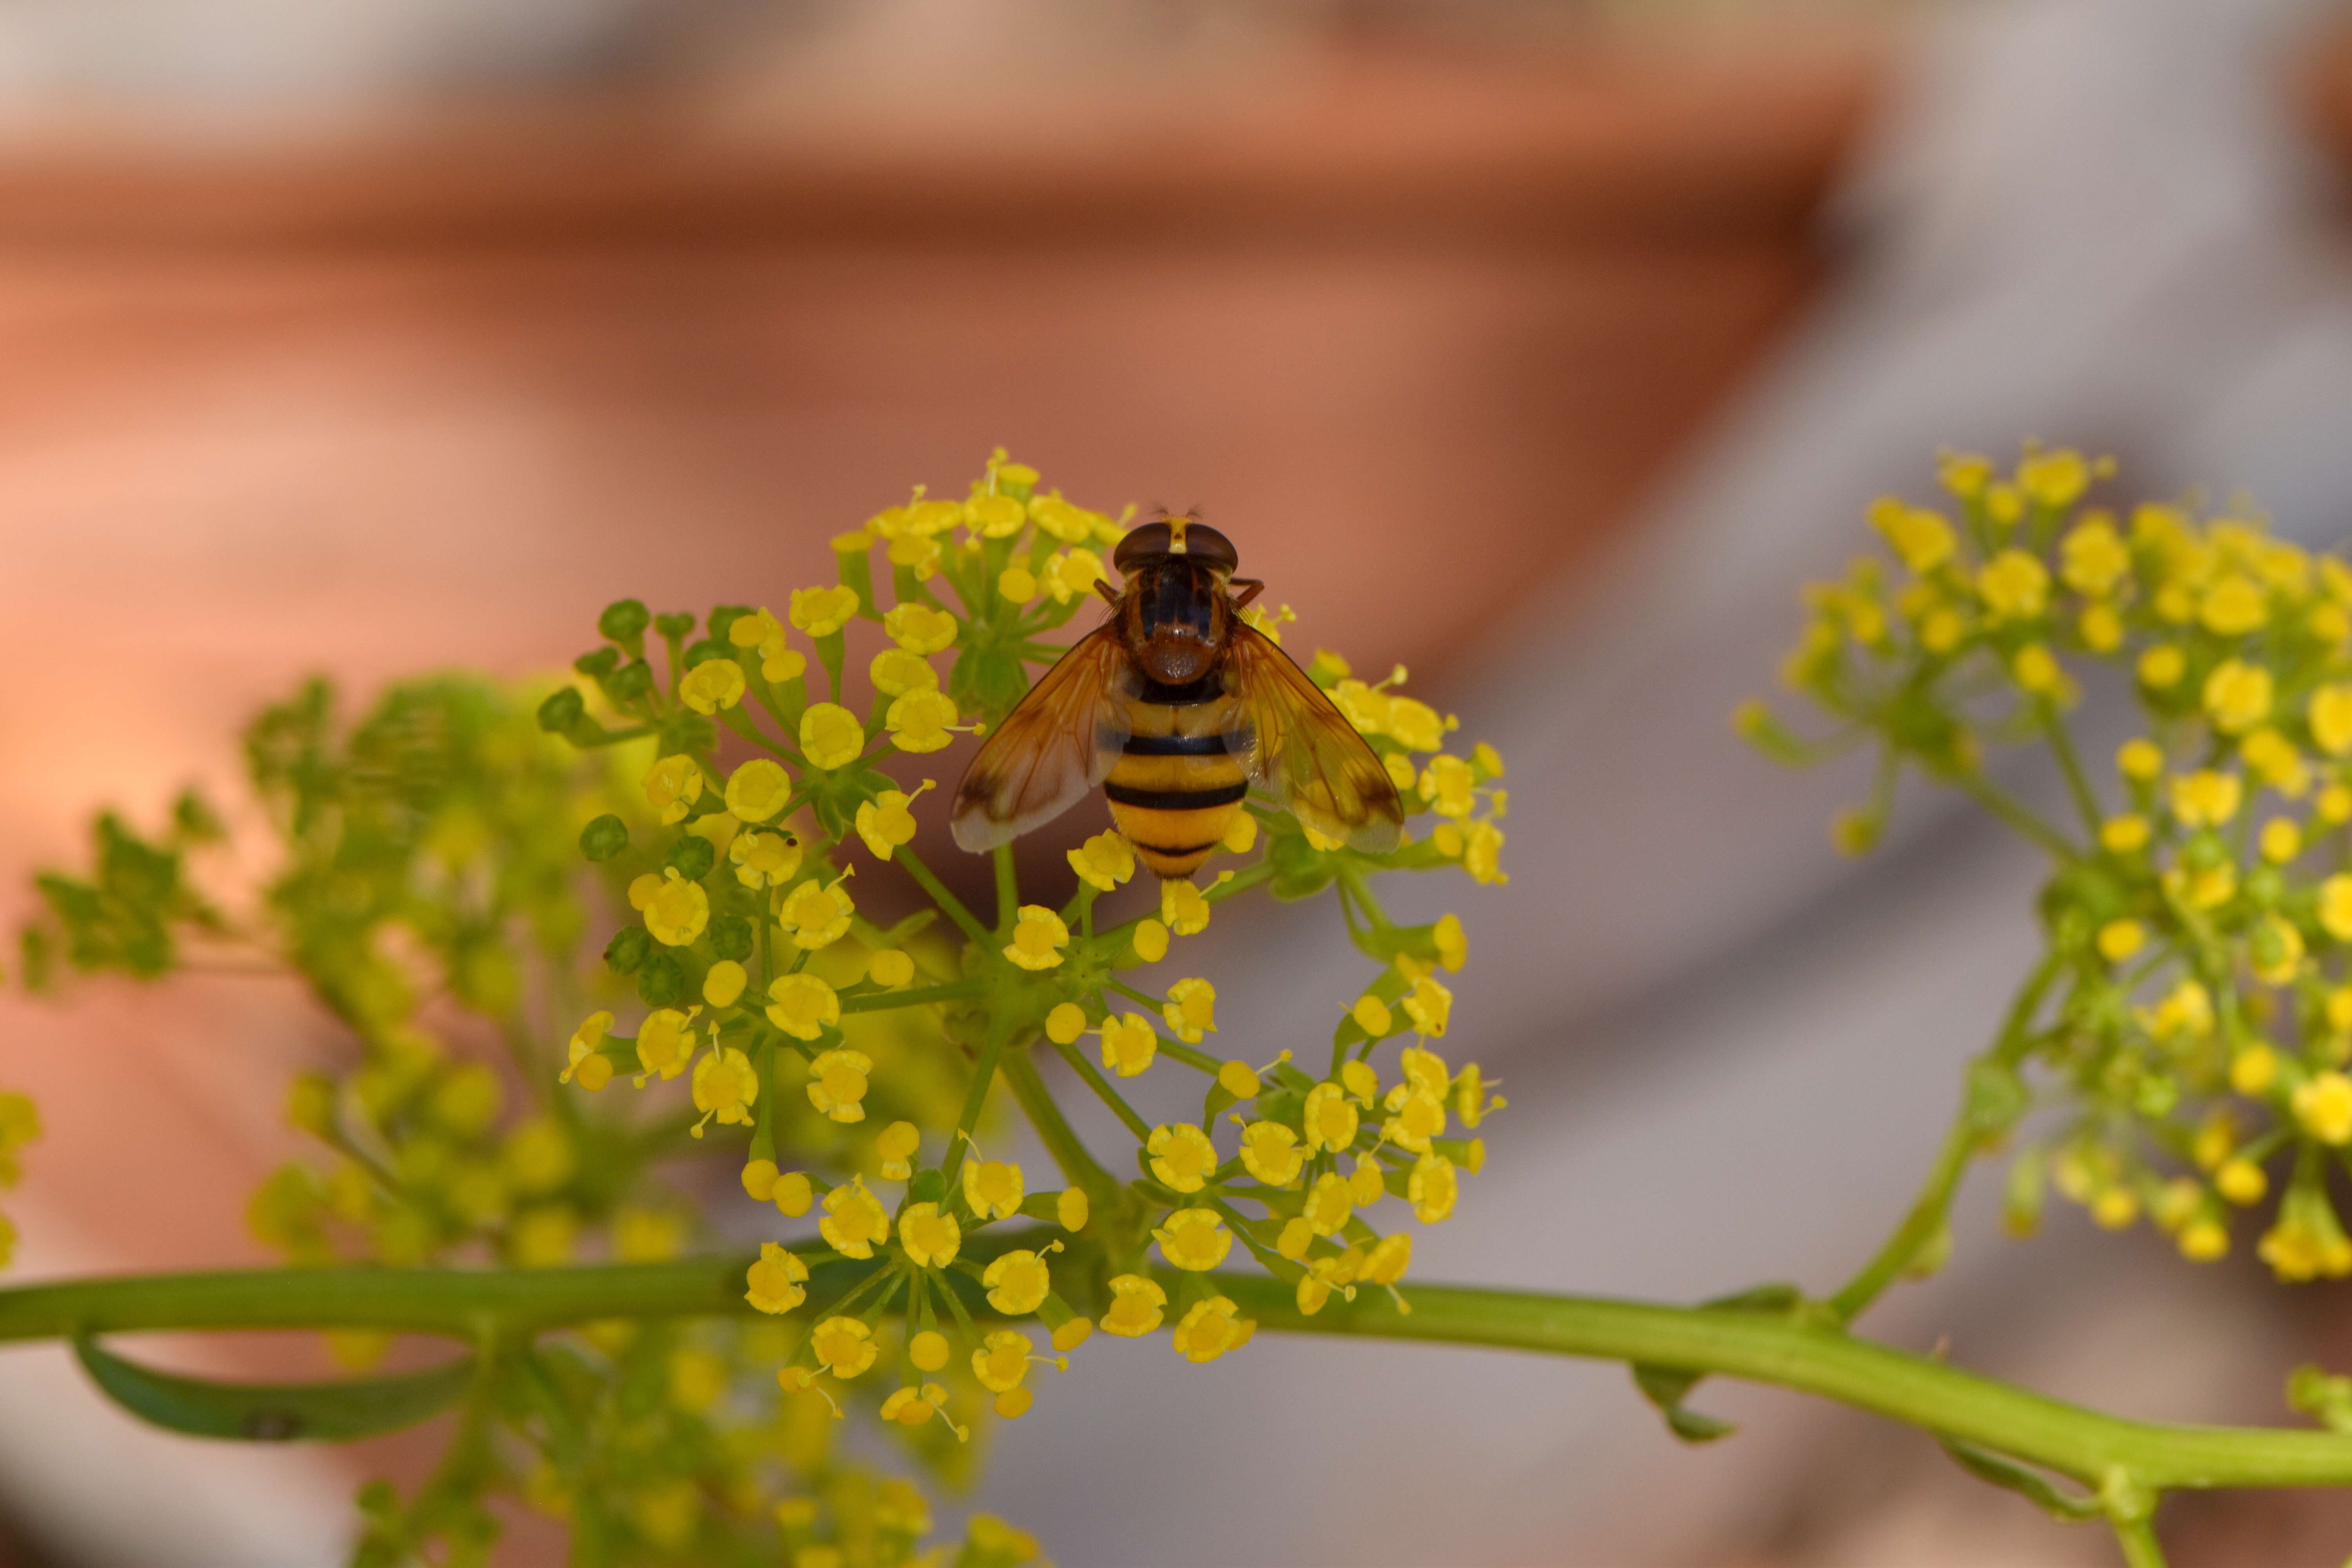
left=74, top=1333, right=474, bottom=1442
left=1631, top=1363, right=1735, bottom=1444
left=1940, top=1439, right=2102, bottom=1520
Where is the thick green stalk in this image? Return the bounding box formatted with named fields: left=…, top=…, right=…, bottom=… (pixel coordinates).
left=5, top=1263, right=2351, bottom=1493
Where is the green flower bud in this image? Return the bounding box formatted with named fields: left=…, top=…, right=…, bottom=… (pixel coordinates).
left=578, top=815, right=628, bottom=862
left=666, top=837, right=717, bottom=881
left=708, top=604, right=753, bottom=643
left=653, top=612, right=697, bottom=642
left=607, top=662, right=654, bottom=704
left=573, top=647, right=619, bottom=679
left=682, top=639, right=726, bottom=670
left=637, top=952, right=686, bottom=1008
left=535, top=688, right=586, bottom=734
left=604, top=926, right=652, bottom=976
left=708, top=913, right=754, bottom=963
left=599, top=599, right=650, bottom=644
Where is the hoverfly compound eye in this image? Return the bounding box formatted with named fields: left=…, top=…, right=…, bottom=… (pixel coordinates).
left=1185, top=524, right=1239, bottom=575
left=1113, top=522, right=1173, bottom=575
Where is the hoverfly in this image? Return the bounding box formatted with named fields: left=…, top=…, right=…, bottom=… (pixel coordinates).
left=950, top=515, right=1405, bottom=877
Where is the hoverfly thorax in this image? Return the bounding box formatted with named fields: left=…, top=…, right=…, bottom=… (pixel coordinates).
left=1112, top=519, right=1241, bottom=686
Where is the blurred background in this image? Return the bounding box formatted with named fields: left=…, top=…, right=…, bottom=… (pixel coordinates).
left=9, top=0, right=2352, bottom=1563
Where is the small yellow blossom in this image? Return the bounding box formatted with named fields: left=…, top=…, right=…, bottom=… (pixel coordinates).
left=2243, top=729, right=2309, bottom=797
left=2325, top=785, right=2352, bottom=824
left=2262, top=818, right=2305, bottom=865
left=2201, top=574, right=2267, bottom=636
left=1044, top=549, right=1108, bottom=603
left=799, top=703, right=866, bottom=771
left=2296, top=1073, right=2352, bottom=1144
left=1147, top=1124, right=1219, bottom=1193
left=983, top=1249, right=1054, bottom=1314
left=2250, top=913, right=2305, bottom=985
left=1153, top=1208, right=1232, bottom=1271
left=642, top=754, right=703, bottom=824
left=789, top=585, right=860, bottom=639
left=809, top=1316, right=877, bottom=1379
left=1352, top=995, right=1394, bottom=1036
left=2117, top=738, right=2164, bottom=780
left=1132, top=919, right=1170, bottom=963
left=2203, top=659, right=2273, bottom=735
left=1239, top=1121, right=1303, bottom=1186
left=2095, top=920, right=2144, bottom=963
left=2170, top=771, right=2243, bottom=828
left=690, top=1047, right=758, bottom=1134
left=2060, top=517, right=2131, bottom=596
left=773, top=1172, right=814, bottom=1218
left=854, top=783, right=930, bottom=862
left=1045, top=1003, right=1088, bottom=1045
left=746, top=1243, right=809, bottom=1314
left=1101, top=1015, right=1158, bottom=1077
left=875, top=1121, right=920, bottom=1181
left=2139, top=645, right=2185, bottom=689
left=898, top=1202, right=961, bottom=1267
left=730, top=829, right=803, bottom=888
left=973, top=1330, right=1037, bottom=1393
left=2231, top=1044, right=2279, bottom=1096
left=870, top=647, right=939, bottom=697
left=642, top=871, right=709, bottom=947
left=1225, top=811, right=1260, bottom=853
left=679, top=658, right=746, bottom=715
left=778, top=877, right=856, bottom=950
left=1170, top=1297, right=1255, bottom=1363
left=1410, top=1153, right=1459, bottom=1222
left=2080, top=603, right=2124, bottom=652
left=728, top=606, right=805, bottom=683
left=1434, top=913, right=1468, bottom=973
left=635, top=1007, right=698, bottom=1081
left=1161, top=879, right=1214, bottom=936
left=2101, top=815, right=2151, bottom=854
left=2218, top=1158, right=2268, bottom=1205
left=1302, top=1081, right=1360, bottom=1155
left=1162, top=978, right=1217, bottom=1043
left=1303, top=1171, right=1354, bottom=1236
left=1341, top=1060, right=1381, bottom=1100
left=2321, top=875, right=2352, bottom=942
left=1403, top=975, right=1453, bottom=1038
left=1058, top=1189, right=1089, bottom=1231
left=1456, top=1063, right=1505, bottom=1127
left=884, top=603, right=960, bottom=655
left=886, top=689, right=962, bottom=753
left=766, top=972, right=840, bottom=1041
left=702, top=960, right=747, bottom=1008
left=964, top=1158, right=1025, bottom=1221
left=2312, top=686, right=2352, bottom=756
left=1868, top=497, right=1955, bottom=573
left=1218, top=1060, right=1263, bottom=1099
left=1004, top=905, right=1070, bottom=970
left=561, top=1011, right=614, bottom=1090
left=1977, top=550, right=2050, bottom=619
left=806, top=1047, right=873, bottom=1123
left=2012, top=643, right=2062, bottom=696
left=1102, top=1274, right=1167, bottom=1337
left=1067, top=830, right=1135, bottom=891
left=868, top=949, right=915, bottom=987
left=1361, top=1233, right=1412, bottom=1287
left=998, top=566, right=1038, bottom=604
left=819, top=1177, right=889, bottom=1259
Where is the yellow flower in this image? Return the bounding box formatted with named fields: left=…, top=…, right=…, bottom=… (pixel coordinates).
left=642, top=755, right=703, bottom=825
left=746, top=1243, right=809, bottom=1314
left=2262, top=818, right=2305, bottom=865
left=876, top=1120, right=920, bottom=1180
left=1067, top=830, right=1135, bottom=891
left=886, top=689, right=962, bottom=753
left=868, top=949, right=915, bottom=987
left=728, top=606, right=805, bottom=682
left=2080, top=603, right=2123, bottom=651
left=1459, top=820, right=1508, bottom=885
left=1920, top=607, right=1967, bottom=653
left=1303, top=1171, right=1353, bottom=1237
left=679, top=658, right=746, bottom=715
left=702, top=960, right=747, bottom=1008
left=1410, top=1153, right=1459, bottom=1222
left=1132, top=918, right=1170, bottom=963
left=1162, top=878, right=1214, bottom=935
left=724, top=759, right=791, bottom=822
left=2101, top=814, right=2151, bottom=854
left=2012, top=644, right=2062, bottom=695
left=2018, top=448, right=2096, bottom=508
left=1403, top=975, right=1453, bottom=1038
left=778, top=877, right=855, bottom=950
left=1455, top=1063, right=1504, bottom=1128
left=2200, top=574, right=2267, bottom=636
left=963, top=1158, right=1025, bottom=1221
left=898, top=1202, right=961, bottom=1267
left=799, top=702, right=866, bottom=771
left=730, top=828, right=803, bottom=889
left=1058, top=1189, right=1089, bottom=1231
left=641, top=871, right=709, bottom=947
left=1433, top=913, right=1469, bottom=974
left=1939, top=450, right=1992, bottom=498
left=2230, top=1044, right=2278, bottom=1095
left=2117, top=738, right=2165, bottom=780
left=2060, top=517, right=2131, bottom=596
left=967, top=494, right=1026, bottom=538
left=1161, top=977, right=1216, bottom=1043
left=973, top=1330, right=1038, bottom=1393
left=2095, top=920, right=2144, bottom=963
left=1360, top=1233, right=1412, bottom=1287
left=1238, top=1121, right=1303, bottom=1186
left=2313, top=686, right=2352, bottom=756
left=1044, top=548, right=1108, bottom=603
left=806, top=1047, right=873, bottom=1123
left=766, top=972, right=840, bottom=1041
left=1146, top=1124, right=1219, bottom=1193
left=1030, top=493, right=1099, bottom=543
left=1352, top=995, right=1394, bottom=1037
left=1102, top=1274, right=1167, bottom=1338
left=983, top=1249, right=1053, bottom=1314
left=1977, top=550, right=2050, bottom=619
left=1218, top=1059, right=1263, bottom=1100
left=788, top=585, right=860, bottom=639
left=1004, top=905, right=1070, bottom=971
left=2169, top=771, right=2242, bottom=828
left=854, top=783, right=931, bottom=862
left=561, top=1011, right=615, bottom=1090
left=2295, top=1072, right=2352, bottom=1144
left=884, top=603, right=960, bottom=655
left=2323, top=875, right=2352, bottom=942
left=1225, top=812, right=1259, bottom=853
left=635, top=1007, right=697, bottom=1081
left=2326, top=785, right=2352, bottom=824
left=1867, top=497, right=1955, bottom=573
left=691, top=1046, right=758, bottom=1133
left=2250, top=913, right=2305, bottom=985
left=998, top=566, right=1038, bottom=604
left=1154, top=1207, right=1232, bottom=1270
left=809, top=1316, right=877, bottom=1379
left=819, top=1176, right=889, bottom=1259
left=1170, top=1297, right=1255, bottom=1364
left=2218, top=1158, right=2268, bottom=1205
left=2202, top=659, right=2272, bottom=735
left=1101, top=1015, right=1158, bottom=1077
left=869, top=647, right=938, bottom=697
left=2242, top=729, right=2309, bottom=797
left=1302, top=1081, right=1359, bottom=1155
left=1045, top=1003, right=1087, bottom=1045
left=2138, top=645, right=2185, bottom=688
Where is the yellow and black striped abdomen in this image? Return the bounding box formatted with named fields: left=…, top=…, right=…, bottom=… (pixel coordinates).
left=1106, top=688, right=1249, bottom=878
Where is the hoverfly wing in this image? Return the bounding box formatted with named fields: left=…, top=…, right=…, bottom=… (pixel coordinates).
left=1223, top=621, right=1405, bottom=853
left=950, top=624, right=1136, bottom=852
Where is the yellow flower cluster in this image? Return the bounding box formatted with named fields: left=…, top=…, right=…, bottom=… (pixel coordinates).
left=1755, top=446, right=2352, bottom=1281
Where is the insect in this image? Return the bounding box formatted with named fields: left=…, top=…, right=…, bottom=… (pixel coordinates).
left=950, top=515, right=1405, bottom=877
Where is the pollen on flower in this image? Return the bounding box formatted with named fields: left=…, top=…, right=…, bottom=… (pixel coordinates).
left=690, top=1047, right=758, bottom=1134
left=1161, top=879, right=1216, bottom=936
left=779, top=876, right=856, bottom=950
left=766, top=973, right=840, bottom=1041
left=643, top=871, right=710, bottom=947
left=679, top=657, right=746, bottom=715
left=1170, top=1297, right=1255, bottom=1363
left=730, top=828, right=803, bottom=888
left=561, top=1011, right=614, bottom=1089
left=1154, top=1207, right=1233, bottom=1270
left=1067, top=830, right=1135, bottom=891
left=819, top=1177, right=889, bottom=1258
left=642, top=755, right=703, bottom=824
left=800, top=703, right=867, bottom=771
left=963, top=1158, right=1025, bottom=1221
left=1101, top=1015, right=1158, bottom=1077
left=1162, top=978, right=1216, bottom=1043
left=982, top=1248, right=1054, bottom=1314
left=635, top=1007, right=698, bottom=1082
left=886, top=689, right=963, bottom=753
left=746, top=1243, right=809, bottom=1314
left=806, top=1047, right=873, bottom=1123
left=1005, top=905, right=1070, bottom=970
left=898, top=1202, right=962, bottom=1268
left=1102, top=1274, right=1170, bottom=1338
left=854, top=782, right=932, bottom=862
left=1146, top=1124, right=1219, bottom=1193
left=973, top=1330, right=1036, bottom=1394
left=875, top=1121, right=920, bottom=1181
left=1238, top=1120, right=1303, bottom=1185
left=870, top=647, right=939, bottom=697
left=1410, top=1153, right=1459, bottom=1221
left=1301, top=1082, right=1360, bottom=1155
left=810, top=1316, right=878, bottom=1379
left=789, top=585, right=861, bottom=639
left=883, top=602, right=960, bottom=655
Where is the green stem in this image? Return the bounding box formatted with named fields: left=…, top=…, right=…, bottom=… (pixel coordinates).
left=1954, top=770, right=2079, bottom=861
left=994, top=844, right=1020, bottom=935
left=1048, top=1033, right=1154, bottom=1141
left=942, top=1011, right=1015, bottom=1188
left=2111, top=1515, right=2167, bottom=1568
left=9, top=1263, right=2352, bottom=1492
left=1000, top=1051, right=1119, bottom=1207
left=894, top=846, right=991, bottom=946
left=838, top=978, right=991, bottom=1014
left=2043, top=709, right=2107, bottom=839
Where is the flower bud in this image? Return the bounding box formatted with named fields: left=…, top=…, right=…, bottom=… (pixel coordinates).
left=578, top=814, right=628, bottom=863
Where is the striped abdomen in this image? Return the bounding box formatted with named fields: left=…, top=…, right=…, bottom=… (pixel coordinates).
left=1106, top=679, right=1250, bottom=878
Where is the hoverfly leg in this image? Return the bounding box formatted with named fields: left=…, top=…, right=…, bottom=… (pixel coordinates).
left=1229, top=578, right=1266, bottom=610
left=1093, top=579, right=1122, bottom=608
